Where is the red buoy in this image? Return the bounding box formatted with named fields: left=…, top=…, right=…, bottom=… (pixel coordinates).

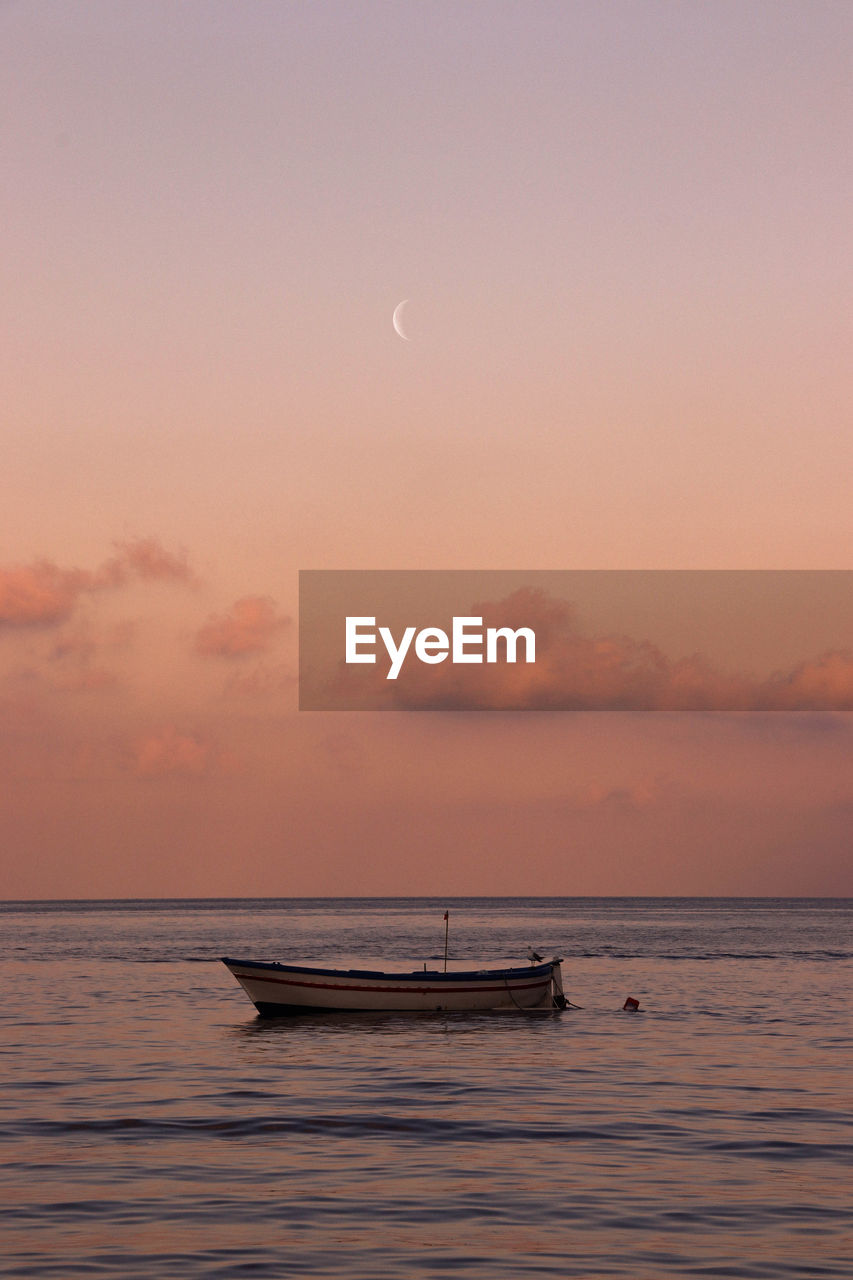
left=623, top=996, right=640, bottom=1012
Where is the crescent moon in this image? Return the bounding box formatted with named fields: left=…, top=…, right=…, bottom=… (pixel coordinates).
left=392, top=299, right=410, bottom=341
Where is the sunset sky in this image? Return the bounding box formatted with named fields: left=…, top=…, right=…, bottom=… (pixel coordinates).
left=2, top=1, right=851, bottom=898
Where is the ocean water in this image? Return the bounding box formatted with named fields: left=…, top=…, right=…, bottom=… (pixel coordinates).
left=0, top=898, right=850, bottom=1279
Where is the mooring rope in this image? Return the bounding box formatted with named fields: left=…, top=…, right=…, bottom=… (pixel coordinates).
left=503, top=969, right=582, bottom=1013
left=503, top=971, right=542, bottom=1013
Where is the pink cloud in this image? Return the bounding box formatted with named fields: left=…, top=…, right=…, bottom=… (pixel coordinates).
left=133, top=726, right=213, bottom=778
left=762, top=650, right=853, bottom=710
left=108, top=538, right=194, bottom=584
left=5, top=620, right=136, bottom=697
left=578, top=779, right=663, bottom=811
left=194, top=596, right=289, bottom=658
left=333, top=588, right=853, bottom=712
left=0, top=562, right=94, bottom=627
left=0, top=539, right=193, bottom=630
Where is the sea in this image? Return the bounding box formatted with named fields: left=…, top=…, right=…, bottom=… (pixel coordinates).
left=0, top=898, right=850, bottom=1279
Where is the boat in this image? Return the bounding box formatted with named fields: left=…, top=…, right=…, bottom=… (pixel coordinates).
left=221, top=954, right=569, bottom=1015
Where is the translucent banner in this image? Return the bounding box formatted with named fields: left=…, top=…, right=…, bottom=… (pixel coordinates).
left=299, top=570, right=853, bottom=711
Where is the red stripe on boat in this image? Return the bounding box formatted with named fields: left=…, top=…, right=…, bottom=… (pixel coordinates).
left=232, top=970, right=549, bottom=996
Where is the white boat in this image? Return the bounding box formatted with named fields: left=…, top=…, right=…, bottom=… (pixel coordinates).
left=221, top=955, right=569, bottom=1014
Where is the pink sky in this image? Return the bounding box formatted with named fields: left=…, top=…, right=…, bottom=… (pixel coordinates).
left=1, top=2, right=851, bottom=897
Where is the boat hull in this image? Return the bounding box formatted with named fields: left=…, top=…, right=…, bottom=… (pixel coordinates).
left=222, top=956, right=562, bottom=1014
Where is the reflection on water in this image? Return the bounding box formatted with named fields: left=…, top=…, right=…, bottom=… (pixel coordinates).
left=0, top=899, right=850, bottom=1278
left=233, top=1005, right=563, bottom=1038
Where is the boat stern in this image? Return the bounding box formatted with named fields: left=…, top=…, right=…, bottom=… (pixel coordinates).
left=549, top=958, right=569, bottom=1010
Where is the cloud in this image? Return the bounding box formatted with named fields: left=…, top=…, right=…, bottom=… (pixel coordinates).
left=108, top=537, right=194, bottom=584
left=577, top=779, right=663, bottom=811
left=761, top=650, right=853, bottom=710
left=0, top=539, right=193, bottom=630
left=336, top=588, right=853, bottom=712
left=133, top=726, right=213, bottom=778
left=194, top=596, right=289, bottom=658
left=0, top=562, right=94, bottom=627
left=0, top=619, right=137, bottom=698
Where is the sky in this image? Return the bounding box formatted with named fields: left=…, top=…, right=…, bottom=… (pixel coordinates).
left=1, top=1, right=851, bottom=898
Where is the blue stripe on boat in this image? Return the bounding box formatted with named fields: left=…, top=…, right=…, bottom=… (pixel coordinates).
left=221, top=956, right=553, bottom=981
